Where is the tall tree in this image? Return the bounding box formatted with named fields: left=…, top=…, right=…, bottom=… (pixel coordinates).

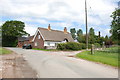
left=110, top=8, right=120, bottom=43
left=2, top=20, right=28, bottom=47
left=89, top=27, right=95, bottom=36
left=70, top=28, right=76, bottom=40
left=77, top=29, right=83, bottom=36
left=89, top=27, right=95, bottom=44
left=105, top=35, right=109, bottom=41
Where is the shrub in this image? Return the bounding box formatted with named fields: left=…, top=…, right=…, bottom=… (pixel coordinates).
left=94, top=43, right=101, bottom=48
left=57, top=43, right=67, bottom=50
left=66, top=42, right=82, bottom=50
left=57, top=42, right=84, bottom=50
left=79, top=43, right=86, bottom=49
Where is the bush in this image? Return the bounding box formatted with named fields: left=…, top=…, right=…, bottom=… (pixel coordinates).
left=94, top=43, right=101, bottom=48
left=57, top=42, right=86, bottom=51
left=66, top=42, right=82, bottom=50
left=57, top=43, right=67, bottom=50
left=79, top=43, right=86, bottom=49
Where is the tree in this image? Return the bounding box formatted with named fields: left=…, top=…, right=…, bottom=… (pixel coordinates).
left=76, top=29, right=85, bottom=43
left=110, top=8, right=120, bottom=44
left=70, top=28, right=76, bottom=40
left=2, top=20, right=28, bottom=47
left=89, top=27, right=95, bottom=36
left=77, top=35, right=86, bottom=43
left=89, top=28, right=95, bottom=44
left=77, top=29, right=83, bottom=36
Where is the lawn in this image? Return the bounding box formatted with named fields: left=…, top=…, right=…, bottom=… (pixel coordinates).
left=76, top=46, right=119, bottom=67
left=0, top=48, right=12, bottom=55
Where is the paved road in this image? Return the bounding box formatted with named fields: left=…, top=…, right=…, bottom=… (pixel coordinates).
left=6, top=47, right=118, bottom=78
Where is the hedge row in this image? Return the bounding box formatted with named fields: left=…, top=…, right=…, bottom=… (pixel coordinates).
left=57, top=42, right=101, bottom=50
left=57, top=42, right=86, bottom=50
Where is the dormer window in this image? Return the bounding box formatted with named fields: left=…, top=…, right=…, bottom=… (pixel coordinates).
left=38, top=35, right=40, bottom=39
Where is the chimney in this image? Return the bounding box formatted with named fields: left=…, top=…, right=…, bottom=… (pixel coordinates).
left=48, top=24, right=51, bottom=31
left=28, top=34, right=30, bottom=37
left=64, top=27, right=67, bottom=34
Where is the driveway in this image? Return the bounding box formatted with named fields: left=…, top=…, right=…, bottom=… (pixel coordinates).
left=6, top=47, right=118, bottom=78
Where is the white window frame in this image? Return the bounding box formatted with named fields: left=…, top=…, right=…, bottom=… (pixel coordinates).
left=38, top=35, right=41, bottom=39
left=35, top=42, right=38, bottom=46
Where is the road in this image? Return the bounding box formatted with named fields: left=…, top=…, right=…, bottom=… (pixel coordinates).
left=6, top=47, right=118, bottom=78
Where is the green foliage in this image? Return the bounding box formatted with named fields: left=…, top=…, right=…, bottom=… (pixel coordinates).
left=70, top=28, right=76, bottom=40
left=2, top=20, right=28, bottom=47
left=105, top=35, right=109, bottom=40
left=71, top=33, right=76, bottom=40
left=0, top=48, right=12, bottom=55
left=77, top=35, right=85, bottom=43
left=110, top=8, right=120, bottom=42
left=57, top=42, right=87, bottom=50
left=79, top=43, right=86, bottom=49
left=77, top=29, right=83, bottom=36
left=89, top=28, right=95, bottom=44
left=65, top=42, right=82, bottom=50
left=94, top=43, right=101, bottom=48
left=89, top=27, right=95, bottom=36
left=70, top=28, right=76, bottom=33
left=97, top=37, right=105, bottom=46
left=57, top=43, right=67, bottom=50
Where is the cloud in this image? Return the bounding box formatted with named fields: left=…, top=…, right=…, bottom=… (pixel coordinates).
left=25, top=24, right=38, bottom=35
left=0, top=0, right=119, bottom=36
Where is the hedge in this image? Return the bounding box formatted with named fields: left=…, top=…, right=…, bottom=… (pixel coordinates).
left=57, top=42, right=102, bottom=50
left=57, top=42, right=85, bottom=50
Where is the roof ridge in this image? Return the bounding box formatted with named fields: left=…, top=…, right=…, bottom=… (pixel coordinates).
left=38, top=27, right=69, bottom=33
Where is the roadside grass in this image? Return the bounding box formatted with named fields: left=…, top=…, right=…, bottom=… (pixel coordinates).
left=76, top=46, right=119, bottom=67
left=0, top=48, right=12, bottom=55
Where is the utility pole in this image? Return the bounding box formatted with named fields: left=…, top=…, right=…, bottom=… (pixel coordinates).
left=85, top=0, right=88, bottom=50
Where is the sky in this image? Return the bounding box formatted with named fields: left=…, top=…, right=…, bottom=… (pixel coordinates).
left=0, top=0, right=119, bottom=37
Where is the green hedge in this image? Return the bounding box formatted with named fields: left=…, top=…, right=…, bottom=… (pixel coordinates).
left=57, top=42, right=102, bottom=50
left=57, top=42, right=86, bottom=50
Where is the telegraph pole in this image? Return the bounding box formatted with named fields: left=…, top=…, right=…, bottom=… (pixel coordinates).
left=85, top=0, right=88, bottom=50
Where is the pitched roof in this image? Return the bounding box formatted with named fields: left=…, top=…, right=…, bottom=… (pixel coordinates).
left=38, top=27, right=74, bottom=42
left=18, top=35, right=34, bottom=41
left=18, top=37, right=26, bottom=41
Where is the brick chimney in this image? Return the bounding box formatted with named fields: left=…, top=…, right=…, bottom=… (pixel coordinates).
left=48, top=24, right=51, bottom=31
left=64, top=27, right=67, bottom=34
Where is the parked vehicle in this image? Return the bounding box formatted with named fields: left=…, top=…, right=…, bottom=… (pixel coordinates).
left=22, top=44, right=32, bottom=49
left=22, top=44, right=27, bottom=49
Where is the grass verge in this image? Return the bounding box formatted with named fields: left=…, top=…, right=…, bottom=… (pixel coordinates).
left=0, top=48, right=12, bottom=55
left=76, top=46, right=119, bottom=67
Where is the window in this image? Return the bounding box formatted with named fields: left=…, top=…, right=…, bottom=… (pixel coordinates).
left=55, top=43, right=58, bottom=46
left=38, top=35, right=40, bottom=39
left=35, top=42, right=37, bottom=46
left=47, top=42, right=50, bottom=46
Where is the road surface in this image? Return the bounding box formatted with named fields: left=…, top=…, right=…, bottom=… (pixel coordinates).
left=6, top=47, right=118, bottom=78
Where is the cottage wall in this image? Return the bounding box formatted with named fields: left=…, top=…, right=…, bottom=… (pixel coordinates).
left=18, top=41, right=24, bottom=47
left=32, top=32, right=44, bottom=49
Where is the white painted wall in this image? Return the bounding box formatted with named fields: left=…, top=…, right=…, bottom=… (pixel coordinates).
left=44, top=41, right=61, bottom=46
